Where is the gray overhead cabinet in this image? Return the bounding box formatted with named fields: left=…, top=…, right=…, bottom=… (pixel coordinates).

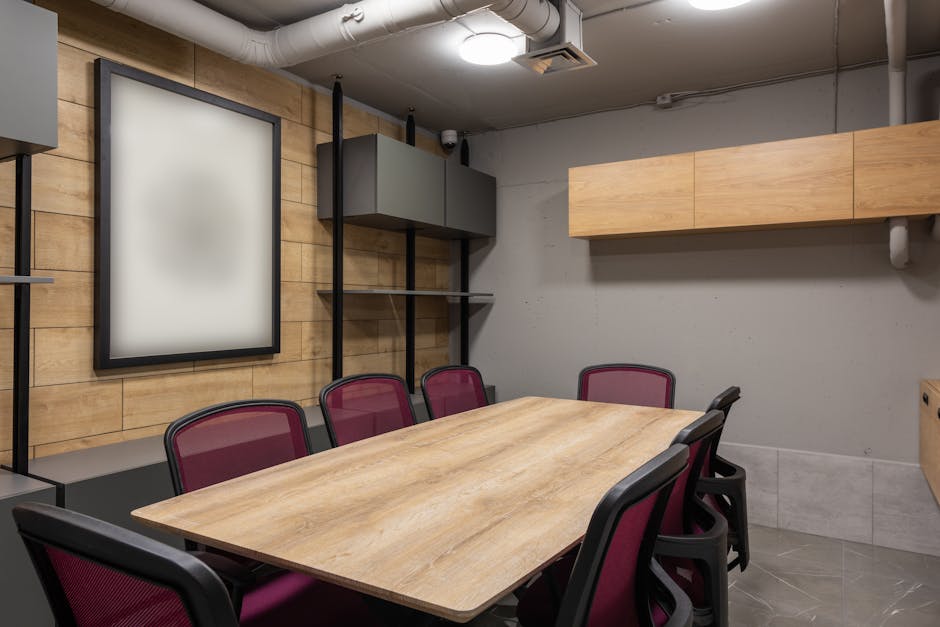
left=441, top=160, right=496, bottom=238
left=0, top=0, right=58, bottom=159
left=317, top=133, right=496, bottom=238
left=318, top=134, right=445, bottom=230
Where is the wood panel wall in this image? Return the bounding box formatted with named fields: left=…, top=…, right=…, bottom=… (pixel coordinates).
left=0, top=0, right=453, bottom=464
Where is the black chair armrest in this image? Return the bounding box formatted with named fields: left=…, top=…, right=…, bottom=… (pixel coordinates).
left=697, top=457, right=750, bottom=572
left=189, top=550, right=253, bottom=616
left=655, top=497, right=728, bottom=560
left=650, top=559, right=693, bottom=627
left=712, top=455, right=746, bottom=481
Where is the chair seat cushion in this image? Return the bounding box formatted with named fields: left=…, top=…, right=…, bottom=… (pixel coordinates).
left=240, top=571, right=382, bottom=627
left=518, top=553, right=677, bottom=627
left=516, top=553, right=578, bottom=627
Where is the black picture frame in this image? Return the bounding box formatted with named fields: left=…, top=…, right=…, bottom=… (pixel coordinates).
left=94, top=58, right=281, bottom=369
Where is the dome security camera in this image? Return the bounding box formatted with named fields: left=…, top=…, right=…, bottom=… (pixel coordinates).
left=440, top=129, right=458, bottom=151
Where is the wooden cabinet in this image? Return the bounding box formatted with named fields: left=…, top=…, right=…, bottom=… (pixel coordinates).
left=920, top=380, right=940, bottom=505
left=694, top=133, right=854, bottom=229
left=569, top=153, right=693, bottom=237
left=568, top=120, right=940, bottom=239
left=855, top=120, right=940, bottom=219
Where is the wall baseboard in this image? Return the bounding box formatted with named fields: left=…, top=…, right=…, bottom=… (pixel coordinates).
left=720, top=442, right=940, bottom=556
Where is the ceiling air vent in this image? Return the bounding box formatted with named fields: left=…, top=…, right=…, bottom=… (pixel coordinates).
left=514, top=0, right=596, bottom=75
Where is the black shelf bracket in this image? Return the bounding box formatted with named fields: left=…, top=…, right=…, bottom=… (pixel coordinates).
left=459, top=138, right=471, bottom=366
left=12, top=154, right=32, bottom=475
left=405, top=108, right=417, bottom=393
left=331, top=78, right=344, bottom=381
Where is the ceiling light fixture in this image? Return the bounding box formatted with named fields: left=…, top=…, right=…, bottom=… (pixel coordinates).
left=459, top=33, right=516, bottom=66
left=688, top=0, right=751, bottom=10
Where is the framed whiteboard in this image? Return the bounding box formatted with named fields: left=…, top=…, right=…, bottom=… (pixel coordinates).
left=95, top=59, right=280, bottom=369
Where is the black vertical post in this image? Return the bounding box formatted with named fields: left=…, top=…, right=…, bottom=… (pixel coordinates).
left=405, top=109, right=417, bottom=393
left=459, top=139, right=471, bottom=366
left=331, top=78, right=344, bottom=380
left=12, top=155, right=31, bottom=475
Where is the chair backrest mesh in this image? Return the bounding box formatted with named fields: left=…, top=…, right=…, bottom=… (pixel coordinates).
left=170, top=403, right=310, bottom=493
left=660, top=439, right=706, bottom=536
left=322, top=376, right=416, bottom=446
left=44, top=544, right=192, bottom=627
left=578, top=365, right=675, bottom=408
left=422, top=367, right=488, bottom=419
left=586, top=489, right=663, bottom=627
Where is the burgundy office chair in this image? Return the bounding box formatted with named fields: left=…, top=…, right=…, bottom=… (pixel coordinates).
left=697, top=387, right=749, bottom=572
left=14, top=502, right=241, bottom=627
left=578, top=364, right=676, bottom=408
left=516, top=444, right=693, bottom=627
left=420, top=365, right=489, bottom=419
left=655, top=410, right=729, bottom=627
left=164, top=400, right=381, bottom=627
left=319, top=374, right=417, bottom=447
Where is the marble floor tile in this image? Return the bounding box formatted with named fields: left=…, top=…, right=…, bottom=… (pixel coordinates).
left=468, top=526, right=940, bottom=627
left=727, top=525, right=940, bottom=627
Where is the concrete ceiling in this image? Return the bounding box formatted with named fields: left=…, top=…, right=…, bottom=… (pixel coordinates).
left=195, top=0, right=940, bottom=132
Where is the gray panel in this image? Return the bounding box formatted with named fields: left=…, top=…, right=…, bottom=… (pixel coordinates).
left=0, top=0, right=57, bottom=158
left=63, top=464, right=183, bottom=548
left=445, top=161, right=496, bottom=237
left=375, top=134, right=444, bottom=227
left=0, top=471, right=56, bottom=627
left=316, top=141, right=333, bottom=219
left=317, top=134, right=444, bottom=229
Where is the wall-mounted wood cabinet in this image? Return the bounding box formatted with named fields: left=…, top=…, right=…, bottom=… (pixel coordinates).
left=569, top=120, right=940, bottom=239
left=569, top=153, right=693, bottom=237
left=694, top=133, right=853, bottom=229
left=855, top=121, right=940, bottom=220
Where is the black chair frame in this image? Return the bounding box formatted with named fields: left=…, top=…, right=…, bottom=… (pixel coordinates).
left=420, top=364, right=489, bottom=420
left=13, top=502, right=240, bottom=627
left=164, top=398, right=313, bottom=497
left=698, top=386, right=749, bottom=572
left=655, top=410, right=729, bottom=627
left=555, top=444, right=693, bottom=627
left=577, top=363, right=677, bottom=408
left=318, top=373, right=418, bottom=448
left=163, top=399, right=312, bottom=606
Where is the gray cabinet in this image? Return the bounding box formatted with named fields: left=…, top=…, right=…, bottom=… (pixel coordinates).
left=443, top=160, right=496, bottom=238
left=317, top=134, right=497, bottom=239
left=0, top=0, right=58, bottom=159
left=318, top=134, right=445, bottom=230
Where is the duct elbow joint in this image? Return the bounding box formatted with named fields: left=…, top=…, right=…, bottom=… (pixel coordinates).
left=889, top=217, right=910, bottom=269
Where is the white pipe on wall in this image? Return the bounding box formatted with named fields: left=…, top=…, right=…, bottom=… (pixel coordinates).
left=884, top=0, right=910, bottom=268
left=90, top=0, right=560, bottom=68
left=889, top=217, right=910, bottom=268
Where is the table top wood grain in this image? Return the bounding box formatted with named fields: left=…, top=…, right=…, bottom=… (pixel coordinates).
left=133, top=396, right=701, bottom=622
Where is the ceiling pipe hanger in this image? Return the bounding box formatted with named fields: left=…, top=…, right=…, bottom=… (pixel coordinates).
left=89, top=0, right=560, bottom=68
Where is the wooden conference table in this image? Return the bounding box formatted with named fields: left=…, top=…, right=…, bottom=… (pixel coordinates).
left=133, top=396, right=701, bottom=623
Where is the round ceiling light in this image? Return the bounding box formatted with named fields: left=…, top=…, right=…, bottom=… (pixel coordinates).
left=459, top=33, right=516, bottom=66
left=689, top=0, right=751, bottom=9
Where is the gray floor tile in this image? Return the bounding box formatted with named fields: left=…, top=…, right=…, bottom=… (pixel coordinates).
left=469, top=525, right=940, bottom=627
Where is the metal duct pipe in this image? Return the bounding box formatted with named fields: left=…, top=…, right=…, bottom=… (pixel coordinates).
left=885, top=0, right=907, bottom=126
left=884, top=0, right=910, bottom=268
left=490, top=0, right=561, bottom=42
left=91, top=0, right=560, bottom=67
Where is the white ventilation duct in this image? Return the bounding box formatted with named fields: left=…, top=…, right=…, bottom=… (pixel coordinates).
left=884, top=0, right=910, bottom=268
left=90, top=0, right=560, bottom=68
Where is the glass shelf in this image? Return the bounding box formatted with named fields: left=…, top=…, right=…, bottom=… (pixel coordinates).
left=0, top=275, right=54, bottom=284
left=317, top=289, right=493, bottom=297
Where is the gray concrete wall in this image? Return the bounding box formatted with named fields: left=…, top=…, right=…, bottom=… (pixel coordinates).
left=465, top=57, right=940, bottom=464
